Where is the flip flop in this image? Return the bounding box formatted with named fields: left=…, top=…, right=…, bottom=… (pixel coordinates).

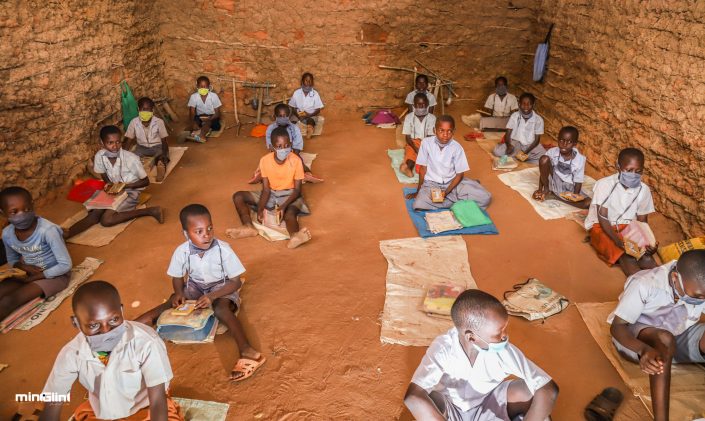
left=584, top=387, right=623, bottom=421
left=230, top=356, right=266, bottom=382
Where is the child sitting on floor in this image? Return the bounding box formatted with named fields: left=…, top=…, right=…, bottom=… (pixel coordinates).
left=584, top=147, right=657, bottom=276
left=136, top=204, right=265, bottom=382
left=532, top=126, right=591, bottom=209
left=125, top=97, right=170, bottom=182
left=400, top=92, right=436, bottom=178
left=228, top=127, right=312, bottom=249
left=187, top=75, right=222, bottom=143
left=0, top=187, right=71, bottom=322
left=609, top=250, right=705, bottom=421
left=405, top=74, right=437, bottom=114
left=484, top=76, right=519, bottom=117
left=41, top=281, right=182, bottom=421
left=404, top=289, right=559, bottom=420
left=406, top=115, right=492, bottom=210
left=64, top=125, right=163, bottom=239
left=493, top=93, right=546, bottom=163
left=289, top=72, right=324, bottom=139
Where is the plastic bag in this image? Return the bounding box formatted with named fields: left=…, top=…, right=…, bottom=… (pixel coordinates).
left=120, top=80, right=139, bottom=130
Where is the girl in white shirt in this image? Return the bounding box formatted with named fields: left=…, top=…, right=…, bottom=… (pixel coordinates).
left=288, top=72, right=324, bottom=138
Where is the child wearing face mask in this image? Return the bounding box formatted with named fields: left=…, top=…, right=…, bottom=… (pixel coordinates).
left=484, top=76, right=519, bottom=117
left=187, top=75, right=222, bottom=143
left=0, top=186, right=72, bottom=323
left=585, top=147, right=658, bottom=276
left=609, top=250, right=705, bottom=421
left=289, top=72, right=324, bottom=139
left=405, top=74, right=437, bottom=114
left=400, top=93, right=437, bottom=178
left=41, top=281, right=183, bottom=421
left=229, top=126, right=312, bottom=249
left=404, top=289, right=559, bottom=421
left=493, top=92, right=546, bottom=163
left=125, top=96, right=170, bottom=182
left=136, top=204, right=265, bottom=382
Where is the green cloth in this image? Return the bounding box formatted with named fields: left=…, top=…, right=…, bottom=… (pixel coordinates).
left=120, top=81, right=138, bottom=131
left=451, top=200, right=492, bottom=227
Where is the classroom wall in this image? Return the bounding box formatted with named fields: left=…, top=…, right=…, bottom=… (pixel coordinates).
left=520, top=1, right=705, bottom=236
left=0, top=0, right=166, bottom=200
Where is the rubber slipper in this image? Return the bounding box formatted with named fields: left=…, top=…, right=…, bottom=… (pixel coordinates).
left=230, top=356, right=266, bottom=382
left=584, top=387, right=623, bottom=421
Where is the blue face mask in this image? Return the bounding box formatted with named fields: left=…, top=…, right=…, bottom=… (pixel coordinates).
left=104, top=149, right=119, bottom=159
left=85, top=320, right=126, bottom=353
left=275, top=147, right=292, bottom=161
left=302, top=85, right=312, bottom=94
left=275, top=116, right=290, bottom=126
left=673, top=271, right=705, bottom=306
left=619, top=171, right=642, bottom=189
left=472, top=332, right=509, bottom=353
left=9, top=211, right=36, bottom=230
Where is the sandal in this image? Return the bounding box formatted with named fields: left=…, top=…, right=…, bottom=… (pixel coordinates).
left=230, top=356, right=266, bottom=382
left=584, top=387, right=623, bottom=421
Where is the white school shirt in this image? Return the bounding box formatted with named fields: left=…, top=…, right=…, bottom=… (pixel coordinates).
left=42, top=321, right=173, bottom=420
left=167, top=239, right=246, bottom=289
left=405, top=90, right=438, bottom=107
left=608, top=261, right=705, bottom=336
left=288, top=88, right=324, bottom=114
left=125, top=116, right=169, bottom=148
left=187, top=91, right=222, bottom=115
left=402, top=113, right=436, bottom=140
left=506, top=111, right=544, bottom=147
left=415, top=137, right=470, bottom=184
left=545, top=146, right=586, bottom=184
left=93, top=149, right=147, bottom=185
left=411, top=327, right=552, bottom=412
left=484, top=93, right=518, bottom=117
left=584, top=173, right=655, bottom=230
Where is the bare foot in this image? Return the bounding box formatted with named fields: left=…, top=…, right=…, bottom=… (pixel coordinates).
left=156, top=162, right=166, bottom=182
left=287, top=227, right=312, bottom=249
left=226, top=226, right=258, bottom=239
left=303, top=172, right=324, bottom=183
left=399, top=163, right=413, bottom=178
left=151, top=207, right=165, bottom=223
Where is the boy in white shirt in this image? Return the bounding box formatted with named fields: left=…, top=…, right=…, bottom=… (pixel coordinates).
left=289, top=72, right=324, bottom=139
left=136, top=204, right=265, bottom=382
left=40, top=281, right=182, bottom=421
left=405, top=74, right=437, bottom=114
left=125, top=97, right=170, bottom=182
left=406, top=115, right=492, bottom=211
left=405, top=289, right=559, bottom=421
left=400, top=92, right=436, bottom=178
left=493, top=93, right=546, bottom=163
left=532, top=126, right=590, bottom=209
left=64, top=126, right=163, bottom=239
left=187, top=76, right=222, bottom=142
left=609, top=250, right=705, bottom=421
left=484, top=76, right=518, bottom=117
left=585, top=148, right=658, bottom=276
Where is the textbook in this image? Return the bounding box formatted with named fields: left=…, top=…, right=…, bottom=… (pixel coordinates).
left=83, top=190, right=127, bottom=210
left=621, top=220, right=656, bottom=259
left=423, top=284, right=463, bottom=317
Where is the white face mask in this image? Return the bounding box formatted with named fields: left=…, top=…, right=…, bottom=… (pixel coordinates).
left=414, top=106, right=428, bottom=117
left=85, top=321, right=126, bottom=353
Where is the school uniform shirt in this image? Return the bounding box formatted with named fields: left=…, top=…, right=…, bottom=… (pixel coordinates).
left=505, top=111, right=544, bottom=147
left=42, top=321, right=173, bottom=420
left=93, top=149, right=148, bottom=185
left=288, top=88, right=324, bottom=114
left=411, top=327, right=552, bottom=412
left=258, top=152, right=305, bottom=191
left=266, top=122, right=304, bottom=151
left=545, top=146, right=586, bottom=184
left=405, top=90, right=438, bottom=108
left=484, top=93, right=518, bottom=117
left=187, top=91, right=222, bottom=116
left=125, top=116, right=169, bottom=148
left=2, top=217, right=71, bottom=278
left=608, top=261, right=705, bottom=336
left=584, top=173, right=655, bottom=230
left=415, top=137, right=470, bottom=184
left=402, top=113, right=436, bottom=140
left=167, top=239, right=246, bottom=289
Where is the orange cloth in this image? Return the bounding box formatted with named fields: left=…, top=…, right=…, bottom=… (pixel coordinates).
left=72, top=397, right=182, bottom=421
left=403, top=138, right=422, bottom=164
left=250, top=124, right=267, bottom=138
left=589, top=223, right=628, bottom=265
left=259, top=152, right=304, bottom=190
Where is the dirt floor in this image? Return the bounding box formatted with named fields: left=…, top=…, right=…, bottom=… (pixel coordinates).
left=0, top=112, right=684, bottom=420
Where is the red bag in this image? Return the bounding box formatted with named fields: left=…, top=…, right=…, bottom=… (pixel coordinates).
left=67, top=179, right=105, bottom=203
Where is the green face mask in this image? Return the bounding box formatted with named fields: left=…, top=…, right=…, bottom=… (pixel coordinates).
left=198, top=88, right=210, bottom=96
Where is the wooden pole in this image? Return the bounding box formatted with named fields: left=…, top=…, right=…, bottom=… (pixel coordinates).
left=255, top=88, right=264, bottom=124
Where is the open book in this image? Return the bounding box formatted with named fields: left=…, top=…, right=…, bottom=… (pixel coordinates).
left=621, top=220, right=656, bottom=259
left=84, top=190, right=128, bottom=210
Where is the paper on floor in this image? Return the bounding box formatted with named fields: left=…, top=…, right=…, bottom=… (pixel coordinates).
left=387, top=149, right=419, bottom=184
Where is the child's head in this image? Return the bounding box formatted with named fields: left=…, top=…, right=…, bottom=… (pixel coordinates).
left=137, top=97, right=155, bottom=122
left=179, top=204, right=214, bottom=249
left=436, top=115, right=455, bottom=143
left=271, top=126, right=292, bottom=158
left=196, top=76, right=211, bottom=95
left=274, top=104, right=291, bottom=125
left=616, top=148, right=645, bottom=189
left=494, top=76, right=508, bottom=95
left=451, top=289, right=509, bottom=351
left=301, top=73, right=314, bottom=91
left=415, top=74, right=429, bottom=92
left=518, top=93, right=536, bottom=114
left=673, top=250, right=705, bottom=304
left=0, top=186, right=35, bottom=230
left=557, top=126, right=579, bottom=155
left=71, top=281, right=124, bottom=337
left=99, top=125, right=123, bottom=153
left=413, top=93, right=429, bottom=115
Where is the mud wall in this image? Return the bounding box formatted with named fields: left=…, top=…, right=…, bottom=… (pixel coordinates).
left=0, top=0, right=167, bottom=200
left=521, top=1, right=705, bottom=236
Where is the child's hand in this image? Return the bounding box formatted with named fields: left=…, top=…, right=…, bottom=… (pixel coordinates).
left=405, top=192, right=418, bottom=200
left=103, top=183, right=113, bottom=192
left=532, top=189, right=545, bottom=201
left=644, top=243, right=659, bottom=256
left=257, top=208, right=265, bottom=223
left=639, top=347, right=665, bottom=375
left=17, top=259, right=43, bottom=275
left=171, top=293, right=185, bottom=308
left=195, top=295, right=212, bottom=309
left=505, top=144, right=515, bottom=155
